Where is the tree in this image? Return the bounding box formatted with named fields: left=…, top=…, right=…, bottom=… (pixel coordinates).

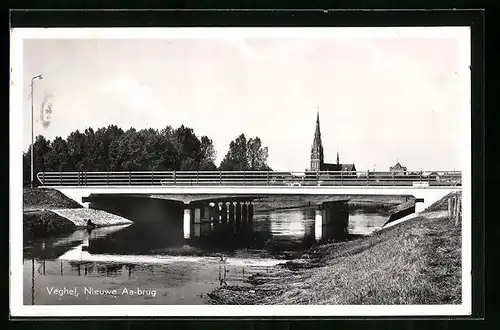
left=24, top=123, right=227, bottom=175
left=199, top=136, right=217, bottom=170
left=173, top=125, right=202, bottom=167
left=219, top=134, right=271, bottom=171
left=83, top=127, right=97, bottom=170
left=45, top=137, right=72, bottom=171
left=111, top=128, right=147, bottom=171
left=32, top=135, right=52, bottom=174
left=247, top=137, right=270, bottom=170
left=66, top=130, right=86, bottom=170
left=219, top=134, right=248, bottom=171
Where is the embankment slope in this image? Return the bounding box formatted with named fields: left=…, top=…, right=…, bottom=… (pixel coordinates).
left=206, top=192, right=462, bottom=305
left=23, top=188, right=132, bottom=238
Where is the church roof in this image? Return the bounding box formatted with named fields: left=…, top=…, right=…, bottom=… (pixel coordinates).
left=341, top=164, right=356, bottom=171
left=322, top=163, right=356, bottom=172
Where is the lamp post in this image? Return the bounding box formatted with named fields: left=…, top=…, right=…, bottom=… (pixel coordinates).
left=31, top=74, right=43, bottom=188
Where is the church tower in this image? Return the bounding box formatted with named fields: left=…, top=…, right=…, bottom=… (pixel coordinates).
left=310, top=110, right=324, bottom=171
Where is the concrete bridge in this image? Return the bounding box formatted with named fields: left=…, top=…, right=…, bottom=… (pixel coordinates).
left=36, top=170, right=462, bottom=241
left=37, top=170, right=462, bottom=211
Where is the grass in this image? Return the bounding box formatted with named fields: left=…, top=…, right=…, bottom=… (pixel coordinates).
left=23, top=187, right=82, bottom=210
left=206, top=196, right=462, bottom=305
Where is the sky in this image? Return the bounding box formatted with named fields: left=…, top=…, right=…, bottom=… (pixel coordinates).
left=18, top=28, right=470, bottom=172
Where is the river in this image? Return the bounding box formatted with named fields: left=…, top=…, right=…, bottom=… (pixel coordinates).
left=23, top=207, right=388, bottom=305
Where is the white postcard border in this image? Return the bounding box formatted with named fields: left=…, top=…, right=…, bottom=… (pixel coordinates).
left=10, top=27, right=472, bottom=317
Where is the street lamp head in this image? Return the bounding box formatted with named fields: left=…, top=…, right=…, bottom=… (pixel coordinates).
left=32, top=74, right=43, bottom=81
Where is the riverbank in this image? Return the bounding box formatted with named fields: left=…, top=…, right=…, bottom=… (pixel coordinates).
left=23, top=187, right=83, bottom=211
left=205, top=192, right=462, bottom=305
left=23, top=188, right=132, bottom=238
left=252, top=195, right=408, bottom=213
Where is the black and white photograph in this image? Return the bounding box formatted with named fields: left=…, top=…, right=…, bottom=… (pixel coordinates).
left=10, top=27, right=472, bottom=317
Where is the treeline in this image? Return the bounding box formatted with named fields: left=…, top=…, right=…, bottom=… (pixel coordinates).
left=23, top=125, right=271, bottom=183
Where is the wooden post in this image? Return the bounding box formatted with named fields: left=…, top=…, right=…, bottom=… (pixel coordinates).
left=219, top=171, right=222, bottom=185
left=341, top=171, right=343, bottom=186
left=173, top=171, right=176, bottom=185
left=106, top=172, right=109, bottom=185
left=129, top=171, right=131, bottom=185
left=267, top=171, right=269, bottom=185
left=151, top=171, right=154, bottom=185
left=455, top=196, right=461, bottom=226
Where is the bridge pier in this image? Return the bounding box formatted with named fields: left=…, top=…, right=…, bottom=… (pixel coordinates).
left=248, top=202, right=254, bottom=222
left=234, top=202, right=241, bottom=235
left=221, top=202, right=228, bottom=224
left=201, top=206, right=211, bottom=236
left=235, top=202, right=242, bottom=223
left=315, top=200, right=349, bottom=242
left=211, top=203, right=219, bottom=232
left=193, top=208, right=201, bottom=237
left=228, top=202, right=235, bottom=225
left=183, top=198, right=257, bottom=241
left=183, top=208, right=191, bottom=239
left=242, top=202, right=248, bottom=224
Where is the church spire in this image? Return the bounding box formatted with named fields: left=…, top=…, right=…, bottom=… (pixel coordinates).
left=337, top=150, right=340, bottom=165
left=310, top=106, right=324, bottom=171
left=313, top=107, right=321, bottom=146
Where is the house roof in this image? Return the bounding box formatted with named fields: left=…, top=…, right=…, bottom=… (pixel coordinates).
left=391, top=162, right=406, bottom=170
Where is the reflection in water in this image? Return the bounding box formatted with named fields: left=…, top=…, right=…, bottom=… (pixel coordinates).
left=24, top=206, right=388, bottom=305
left=348, top=211, right=388, bottom=235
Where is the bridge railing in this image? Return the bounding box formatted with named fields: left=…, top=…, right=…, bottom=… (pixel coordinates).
left=36, top=170, right=462, bottom=187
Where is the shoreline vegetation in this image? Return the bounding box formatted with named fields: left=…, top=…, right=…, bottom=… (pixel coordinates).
left=205, top=191, right=462, bottom=305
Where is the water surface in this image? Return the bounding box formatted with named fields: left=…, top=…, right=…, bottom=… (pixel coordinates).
left=23, top=206, right=389, bottom=305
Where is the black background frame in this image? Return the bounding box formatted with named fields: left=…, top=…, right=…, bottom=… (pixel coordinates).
left=7, top=3, right=490, bottom=329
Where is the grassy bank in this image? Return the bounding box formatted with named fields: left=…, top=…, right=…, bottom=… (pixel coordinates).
left=23, top=187, right=82, bottom=211
left=205, top=193, right=461, bottom=305
left=23, top=187, right=82, bottom=239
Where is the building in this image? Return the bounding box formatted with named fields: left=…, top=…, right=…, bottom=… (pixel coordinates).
left=309, top=111, right=356, bottom=173
left=389, top=162, right=407, bottom=175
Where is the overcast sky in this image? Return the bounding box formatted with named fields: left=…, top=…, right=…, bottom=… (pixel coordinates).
left=19, top=28, right=470, bottom=172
